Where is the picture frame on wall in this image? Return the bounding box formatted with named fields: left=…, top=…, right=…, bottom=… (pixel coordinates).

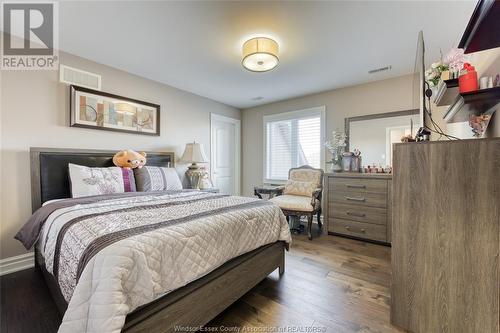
left=70, top=85, right=160, bottom=136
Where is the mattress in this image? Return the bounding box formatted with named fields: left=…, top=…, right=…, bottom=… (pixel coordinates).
left=16, top=190, right=292, bottom=333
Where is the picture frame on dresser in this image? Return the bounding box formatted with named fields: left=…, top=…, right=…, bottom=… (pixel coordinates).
left=70, top=85, right=161, bottom=136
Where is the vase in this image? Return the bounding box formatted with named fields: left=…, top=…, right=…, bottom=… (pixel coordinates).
left=331, top=157, right=343, bottom=172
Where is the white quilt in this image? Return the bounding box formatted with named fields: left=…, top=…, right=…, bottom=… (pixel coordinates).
left=37, top=191, right=291, bottom=333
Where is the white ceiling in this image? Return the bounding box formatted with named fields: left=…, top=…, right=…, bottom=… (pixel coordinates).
left=58, top=1, right=476, bottom=109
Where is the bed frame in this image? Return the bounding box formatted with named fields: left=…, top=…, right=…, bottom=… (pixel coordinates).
left=30, top=147, right=286, bottom=332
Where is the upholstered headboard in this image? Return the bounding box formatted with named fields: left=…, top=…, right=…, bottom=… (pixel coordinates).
left=30, top=147, right=175, bottom=212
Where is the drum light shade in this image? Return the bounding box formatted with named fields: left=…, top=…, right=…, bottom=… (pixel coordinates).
left=242, top=37, right=279, bottom=72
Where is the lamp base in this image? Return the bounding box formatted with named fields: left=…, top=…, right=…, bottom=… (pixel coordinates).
left=186, top=163, right=205, bottom=189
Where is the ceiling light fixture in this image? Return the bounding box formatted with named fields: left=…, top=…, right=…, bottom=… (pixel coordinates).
left=242, top=37, right=279, bottom=72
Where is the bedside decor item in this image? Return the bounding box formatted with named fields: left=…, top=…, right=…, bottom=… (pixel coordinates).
left=198, top=172, right=214, bottom=190
left=325, top=130, right=347, bottom=172
left=70, top=85, right=160, bottom=136
left=459, top=63, right=478, bottom=93
left=242, top=37, right=279, bottom=72
left=112, top=150, right=147, bottom=169
left=180, top=141, right=209, bottom=189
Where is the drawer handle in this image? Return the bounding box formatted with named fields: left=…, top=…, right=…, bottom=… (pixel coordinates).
left=361, top=228, right=366, bottom=233
left=347, top=211, right=366, bottom=217
left=345, top=226, right=351, bottom=231
left=346, top=196, right=366, bottom=202
left=346, top=184, right=366, bottom=189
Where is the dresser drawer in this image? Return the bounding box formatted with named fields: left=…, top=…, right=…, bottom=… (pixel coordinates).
left=329, top=177, right=387, bottom=194
left=331, top=218, right=387, bottom=242
left=329, top=191, right=387, bottom=208
left=330, top=202, right=387, bottom=225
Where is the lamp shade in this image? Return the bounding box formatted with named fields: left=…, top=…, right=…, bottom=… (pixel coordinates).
left=242, top=37, right=279, bottom=72
left=180, top=142, right=209, bottom=163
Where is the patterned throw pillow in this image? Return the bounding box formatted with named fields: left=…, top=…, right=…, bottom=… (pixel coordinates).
left=134, top=166, right=183, bottom=191
left=68, top=163, right=136, bottom=198
left=283, top=179, right=317, bottom=197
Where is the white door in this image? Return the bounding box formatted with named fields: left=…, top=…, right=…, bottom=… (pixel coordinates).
left=211, top=114, right=240, bottom=195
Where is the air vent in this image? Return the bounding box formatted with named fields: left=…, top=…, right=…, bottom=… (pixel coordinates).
left=368, top=65, right=392, bottom=74
left=59, top=65, right=102, bottom=90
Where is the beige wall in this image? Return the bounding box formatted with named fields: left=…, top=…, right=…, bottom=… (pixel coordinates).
left=0, top=52, right=240, bottom=260
left=241, top=46, right=500, bottom=197
left=241, top=74, right=418, bottom=197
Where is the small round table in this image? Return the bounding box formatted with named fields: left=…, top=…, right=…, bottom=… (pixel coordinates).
left=253, top=185, right=284, bottom=199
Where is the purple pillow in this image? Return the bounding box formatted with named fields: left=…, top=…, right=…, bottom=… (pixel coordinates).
left=121, top=168, right=136, bottom=192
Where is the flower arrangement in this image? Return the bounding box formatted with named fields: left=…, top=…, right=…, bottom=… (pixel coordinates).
left=443, top=48, right=466, bottom=71
left=325, top=130, right=346, bottom=163
left=425, top=48, right=467, bottom=87
left=425, top=61, right=449, bottom=87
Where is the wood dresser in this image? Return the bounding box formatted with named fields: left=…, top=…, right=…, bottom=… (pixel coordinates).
left=391, top=138, right=500, bottom=333
left=324, top=172, right=392, bottom=244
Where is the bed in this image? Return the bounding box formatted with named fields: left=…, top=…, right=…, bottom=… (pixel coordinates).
left=18, top=148, right=291, bottom=333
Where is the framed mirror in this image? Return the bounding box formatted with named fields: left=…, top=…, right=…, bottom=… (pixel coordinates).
left=345, top=109, right=420, bottom=167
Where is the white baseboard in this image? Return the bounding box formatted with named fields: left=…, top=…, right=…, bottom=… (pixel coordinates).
left=0, top=253, right=34, bottom=276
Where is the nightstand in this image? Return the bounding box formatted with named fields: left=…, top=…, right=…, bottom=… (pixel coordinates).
left=200, top=188, right=220, bottom=193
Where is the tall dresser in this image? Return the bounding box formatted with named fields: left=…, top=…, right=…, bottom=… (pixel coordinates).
left=391, top=138, right=500, bottom=332
left=324, top=173, right=392, bottom=244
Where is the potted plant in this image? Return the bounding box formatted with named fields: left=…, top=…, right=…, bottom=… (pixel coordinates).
left=325, top=130, right=346, bottom=172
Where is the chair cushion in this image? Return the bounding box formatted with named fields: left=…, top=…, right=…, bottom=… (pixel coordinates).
left=269, top=194, right=315, bottom=212
left=284, top=179, right=317, bottom=197
left=290, top=168, right=322, bottom=188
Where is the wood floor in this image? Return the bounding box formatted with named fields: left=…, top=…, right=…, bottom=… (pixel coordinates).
left=0, top=231, right=404, bottom=333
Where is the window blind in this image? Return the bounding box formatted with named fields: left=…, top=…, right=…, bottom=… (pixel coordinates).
left=263, top=107, right=325, bottom=182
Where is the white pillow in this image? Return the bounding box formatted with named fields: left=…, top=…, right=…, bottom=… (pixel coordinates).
left=68, top=163, right=125, bottom=198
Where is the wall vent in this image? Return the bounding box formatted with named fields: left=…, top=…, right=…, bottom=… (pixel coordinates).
left=368, top=65, right=392, bottom=74
left=59, top=65, right=102, bottom=90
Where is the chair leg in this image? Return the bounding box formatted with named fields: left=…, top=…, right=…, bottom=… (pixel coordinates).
left=317, top=208, right=322, bottom=229
left=307, top=214, right=313, bottom=240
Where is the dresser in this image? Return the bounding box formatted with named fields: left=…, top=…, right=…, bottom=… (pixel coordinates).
left=324, top=172, right=392, bottom=244
left=391, top=139, right=500, bottom=332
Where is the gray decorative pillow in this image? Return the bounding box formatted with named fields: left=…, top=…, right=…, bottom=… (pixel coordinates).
left=134, top=166, right=183, bottom=191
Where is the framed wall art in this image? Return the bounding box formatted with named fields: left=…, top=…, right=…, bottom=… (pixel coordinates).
left=70, top=85, right=160, bottom=136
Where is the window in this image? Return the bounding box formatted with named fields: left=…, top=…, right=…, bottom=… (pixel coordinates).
left=263, top=107, right=325, bottom=183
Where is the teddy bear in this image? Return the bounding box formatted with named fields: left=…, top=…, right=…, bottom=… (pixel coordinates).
left=112, top=150, right=147, bottom=169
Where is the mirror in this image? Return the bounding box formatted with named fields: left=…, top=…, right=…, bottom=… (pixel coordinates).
left=345, top=110, right=420, bottom=167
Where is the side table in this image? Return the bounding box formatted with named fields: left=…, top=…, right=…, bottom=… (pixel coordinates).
left=253, top=185, right=284, bottom=199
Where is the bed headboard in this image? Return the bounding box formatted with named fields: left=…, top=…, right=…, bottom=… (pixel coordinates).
left=30, top=147, right=175, bottom=212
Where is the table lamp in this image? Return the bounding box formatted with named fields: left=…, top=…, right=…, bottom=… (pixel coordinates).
left=180, top=141, right=209, bottom=189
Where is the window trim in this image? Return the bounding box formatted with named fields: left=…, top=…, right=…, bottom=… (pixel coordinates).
left=262, top=106, right=326, bottom=184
